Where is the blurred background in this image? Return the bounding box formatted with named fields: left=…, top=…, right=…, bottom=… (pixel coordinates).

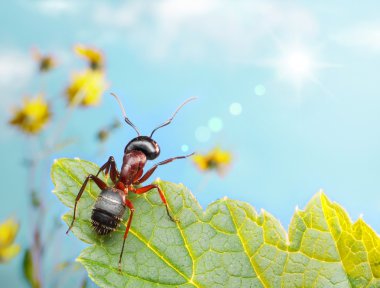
left=1, top=0, right=380, bottom=287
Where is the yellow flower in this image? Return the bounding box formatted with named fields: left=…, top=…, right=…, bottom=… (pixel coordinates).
left=74, top=45, right=104, bottom=71
left=66, top=70, right=107, bottom=107
left=39, top=55, right=56, bottom=72
left=192, top=147, right=232, bottom=176
left=0, top=218, right=20, bottom=263
left=32, top=48, right=57, bottom=72
left=9, top=95, right=51, bottom=134
left=96, top=119, right=121, bottom=142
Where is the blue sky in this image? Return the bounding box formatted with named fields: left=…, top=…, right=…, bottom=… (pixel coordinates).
left=1, top=0, right=380, bottom=286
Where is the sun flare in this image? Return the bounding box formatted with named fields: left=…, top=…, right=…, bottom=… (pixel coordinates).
left=276, top=46, right=316, bottom=88
left=266, top=43, right=334, bottom=90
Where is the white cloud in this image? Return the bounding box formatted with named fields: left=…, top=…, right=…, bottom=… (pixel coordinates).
left=94, top=2, right=144, bottom=28
left=92, top=0, right=318, bottom=62
left=0, top=50, right=34, bottom=89
left=334, top=22, right=380, bottom=53
left=34, top=0, right=79, bottom=16
left=0, top=50, right=35, bottom=140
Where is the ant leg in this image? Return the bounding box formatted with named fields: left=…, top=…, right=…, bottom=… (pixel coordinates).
left=135, top=153, right=194, bottom=185
left=118, top=199, right=134, bottom=272
left=134, top=184, right=178, bottom=222
left=96, top=156, right=120, bottom=184
left=66, top=174, right=107, bottom=234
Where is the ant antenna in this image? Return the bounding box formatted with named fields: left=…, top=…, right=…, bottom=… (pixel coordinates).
left=150, top=97, right=197, bottom=137
left=110, top=93, right=141, bottom=136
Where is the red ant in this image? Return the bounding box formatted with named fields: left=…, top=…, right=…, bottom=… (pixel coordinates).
left=66, top=93, right=195, bottom=270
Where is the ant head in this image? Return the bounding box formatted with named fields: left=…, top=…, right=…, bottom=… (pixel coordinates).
left=125, top=136, right=160, bottom=160
left=111, top=93, right=196, bottom=160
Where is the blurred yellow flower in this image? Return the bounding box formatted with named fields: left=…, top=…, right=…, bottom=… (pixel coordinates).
left=97, top=119, right=121, bottom=142
left=38, top=55, right=56, bottom=72
left=192, top=147, right=232, bottom=176
left=0, top=218, right=20, bottom=263
left=75, top=45, right=104, bottom=71
left=32, top=49, right=57, bottom=73
left=66, top=70, right=107, bottom=107
left=9, top=95, right=51, bottom=134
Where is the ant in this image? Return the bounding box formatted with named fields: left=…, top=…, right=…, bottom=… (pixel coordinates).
left=66, top=93, right=195, bottom=271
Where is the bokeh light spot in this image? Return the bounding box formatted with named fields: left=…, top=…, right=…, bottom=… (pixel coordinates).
left=181, top=144, right=189, bottom=152
left=229, top=102, right=242, bottom=116
left=195, top=126, right=211, bottom=142
left=208, top=117, right=223, bottom=132
left=254, top=84, right=266, bottom=96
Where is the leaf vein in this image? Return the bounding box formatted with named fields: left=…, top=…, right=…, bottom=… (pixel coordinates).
left=225, top=200, right=267, bottom=288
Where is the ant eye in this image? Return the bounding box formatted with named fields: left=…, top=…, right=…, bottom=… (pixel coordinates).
left=125, top=136, right=160, bottom=160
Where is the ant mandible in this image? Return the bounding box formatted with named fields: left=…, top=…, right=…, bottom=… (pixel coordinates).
left=66, top=93, right=195, bottom=271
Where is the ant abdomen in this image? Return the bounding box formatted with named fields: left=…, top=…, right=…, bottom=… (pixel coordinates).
left=91, top=188, right=126, bottom=235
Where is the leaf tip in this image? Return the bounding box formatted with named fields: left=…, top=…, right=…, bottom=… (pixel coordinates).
left=311, top=189, right=328, bottom=203
left=76, top=256, right=84, bottom=264
left=317, top=189, right=326, bottom=196
left=317, top=188, right=325, bottom=195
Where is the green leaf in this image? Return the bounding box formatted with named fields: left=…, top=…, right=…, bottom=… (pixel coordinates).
left=23, top=249, right=41, bottom=288
left=52, top=158, right=380, bottom=287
